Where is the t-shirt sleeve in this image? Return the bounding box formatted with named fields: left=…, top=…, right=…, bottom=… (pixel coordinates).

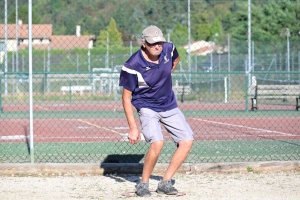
left=119, top=65, right=138, bottom=91
left=171, top=44, right=179, bottom=63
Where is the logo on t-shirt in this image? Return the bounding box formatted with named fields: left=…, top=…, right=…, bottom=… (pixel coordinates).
left=146, top=66, right=151, bottom=71
left=164, top=55, right=169, bottom=64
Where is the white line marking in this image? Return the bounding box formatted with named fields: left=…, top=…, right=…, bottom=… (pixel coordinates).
left=77, top=119, right=120, bottom=134
left=77, top=126, right=91, bottom=129
left=114, top=127, right=129, bottom=130
left=191, top=118, right=297, bottom=136
left=36, top=106, right=49, bottom=111
left=0, top=135, right=28, bottom=140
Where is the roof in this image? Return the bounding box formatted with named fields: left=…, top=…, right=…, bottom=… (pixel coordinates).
left=0, top=24, right=52, bottom=39
left=0, top=24, right=95, bottom=50
left=183, top=40, right=227, bottom=55
left=50, top=35, right=95, bottom=50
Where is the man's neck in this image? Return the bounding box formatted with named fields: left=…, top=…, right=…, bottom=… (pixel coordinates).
left=142, top=49, right=159, bottom=64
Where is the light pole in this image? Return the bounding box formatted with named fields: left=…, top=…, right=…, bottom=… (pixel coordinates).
left=4, top=0, right=8, bottom=95
left=106, top=33, right=109, bottom=69
left=16, top=0, right=19, bottom=93
left=286, top=28, right=290, bottom=81
left=280, top=28, right=291, bottom=82
left=187, top=0, right=191, bottom=86
left=247, top=0, right=252, bottom=85
left=227, top=35, right=231, bottom=101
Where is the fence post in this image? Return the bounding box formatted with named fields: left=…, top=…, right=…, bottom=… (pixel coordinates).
left=245, top=74, right=249, bottom=112
left=224, top=76, right=228, bottom=103
left=0, top=70, right=3, bottom=113
left=69, top=77, right=72, bottom=103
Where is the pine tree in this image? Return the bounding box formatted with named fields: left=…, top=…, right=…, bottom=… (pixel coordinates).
left=96, top=18, right=123, bottom=47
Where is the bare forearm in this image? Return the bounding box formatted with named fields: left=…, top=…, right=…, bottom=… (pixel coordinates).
left=122, top=88, right=138, bottom=129
left=122, top=88, right=140, bottom=144
left=171, top=56, right=180, bottom=72
left=122, top=97, right=137, bottom=129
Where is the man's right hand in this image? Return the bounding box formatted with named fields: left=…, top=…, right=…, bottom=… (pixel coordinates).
left=128, top=127, right=140, bottom=144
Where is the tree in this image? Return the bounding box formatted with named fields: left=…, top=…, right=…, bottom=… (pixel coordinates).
left=170, top=23, right=189, bottom=46
left=210, top=18, right=222, bottom=42
left=196, top=23, right=211, bottom=41
left=3, top=0, right=299, bottom=46
left=96, top=18, right=123, bottom=47
left=259, top=0, right=298, bottom=42
left=80, top=15, right=106, bottom=36
left=8, top=5, right=42, bottom=24
left=113, top=3, right=147, bottom=42
left=225, top=2, right=249, bottom=42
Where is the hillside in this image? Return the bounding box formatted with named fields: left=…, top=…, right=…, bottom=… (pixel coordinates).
left=1, top=0, right=300, bottom=44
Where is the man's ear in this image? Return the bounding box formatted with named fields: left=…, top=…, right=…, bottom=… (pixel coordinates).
left=141, top=39, right=146, bottom=48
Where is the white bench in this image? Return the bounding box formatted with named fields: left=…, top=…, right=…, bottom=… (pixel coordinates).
left=173, top=85, right=191, bottom=103
left=61, top=85, right=92, bottom=95
left=173, top=85, right=191, bottom=95
left=248, top=85, right=300, bottom=111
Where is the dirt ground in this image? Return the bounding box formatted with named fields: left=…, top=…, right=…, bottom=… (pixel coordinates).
left=1, top=170, right=299, bottom=200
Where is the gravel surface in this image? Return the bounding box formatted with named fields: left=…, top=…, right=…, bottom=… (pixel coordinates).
left=1, top=171, right=299, bottom=200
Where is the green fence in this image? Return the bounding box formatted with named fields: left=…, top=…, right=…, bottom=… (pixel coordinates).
left=1, top=0, right=300, bottom=164
left=0, top=71, right=299, bottom=163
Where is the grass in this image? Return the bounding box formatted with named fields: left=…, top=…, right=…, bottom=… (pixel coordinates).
left=247, top=167, right=254, bottom=173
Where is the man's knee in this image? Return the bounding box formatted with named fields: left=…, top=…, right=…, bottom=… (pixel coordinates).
left=178, top=140, right=193, bottom=151
left=150, top=140, right=164, bottom=155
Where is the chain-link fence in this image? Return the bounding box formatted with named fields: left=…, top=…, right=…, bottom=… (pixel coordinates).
left=0, top=0, right=299, bottom=164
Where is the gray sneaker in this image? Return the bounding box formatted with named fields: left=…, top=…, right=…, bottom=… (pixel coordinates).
left=136, top=182, right=151, bottom=197
left=156, top=180, right=178, bottom=195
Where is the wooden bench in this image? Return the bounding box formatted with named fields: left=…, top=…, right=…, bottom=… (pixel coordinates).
left=248, top=85, right=300, bottom=111
left=61, top=85, right=92, bottom=95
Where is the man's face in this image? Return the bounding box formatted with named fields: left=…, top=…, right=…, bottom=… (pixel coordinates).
left=144, top=41, right=163, bottom=56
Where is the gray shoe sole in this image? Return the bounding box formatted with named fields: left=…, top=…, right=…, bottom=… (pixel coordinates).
left=136, top=190, right=151, bottom=197
left=156, top=189, right=178, bottom=195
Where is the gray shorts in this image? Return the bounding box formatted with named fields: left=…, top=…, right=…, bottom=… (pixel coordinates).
left=138, top=107, right=194, bottom=144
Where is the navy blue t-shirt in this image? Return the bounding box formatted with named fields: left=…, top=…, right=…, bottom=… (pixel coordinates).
left=119, top=42, right=179, bottom=112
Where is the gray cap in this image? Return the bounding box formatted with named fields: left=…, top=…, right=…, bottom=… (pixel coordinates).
left=142, top=25, right=166, bottom=44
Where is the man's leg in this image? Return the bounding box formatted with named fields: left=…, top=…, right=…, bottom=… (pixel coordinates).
left=156, top=140, right=193, bottom=195
left=136, top=140, right=164, bottom=197
left=141, top=140, right=164, bottom=182
left=163, top=140, right=193, bottom=180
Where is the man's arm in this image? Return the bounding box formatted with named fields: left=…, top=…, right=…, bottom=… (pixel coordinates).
left=122, top=88, right=140, bottom=144
left=171, top=55, right=180, bottom=72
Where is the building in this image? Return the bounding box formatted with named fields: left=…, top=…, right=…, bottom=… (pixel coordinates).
left=183, top=40, right=228, bottom=56
left=0, top=21, right=95, bottom=52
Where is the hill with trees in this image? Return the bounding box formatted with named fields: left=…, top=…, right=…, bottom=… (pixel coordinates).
left=1, top=0, right=299, bottom=46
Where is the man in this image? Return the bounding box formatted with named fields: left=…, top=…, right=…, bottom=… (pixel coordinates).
left=119, top=25, right=194, bottom=197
